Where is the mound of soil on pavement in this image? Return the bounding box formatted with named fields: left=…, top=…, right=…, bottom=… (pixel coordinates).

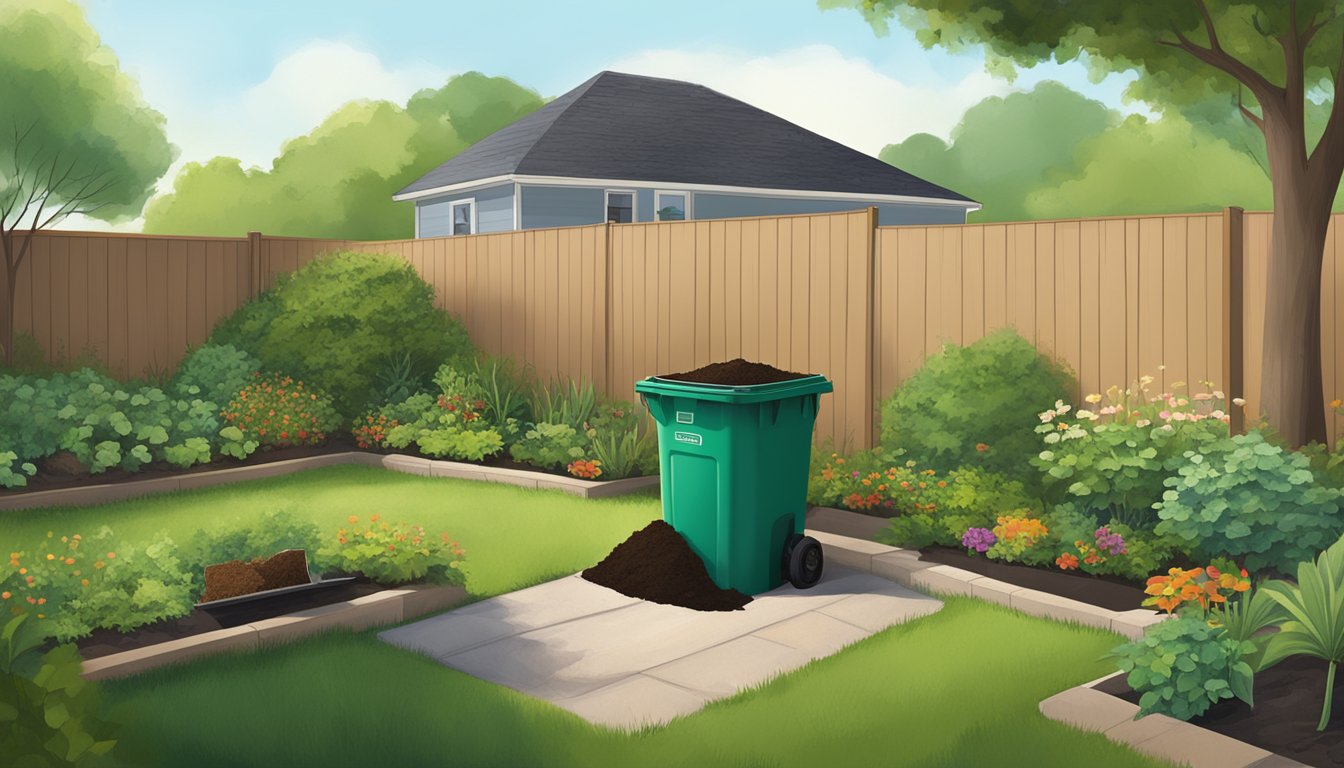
left=659, top=358, right=807, bottom=386
left=583, top=520, right=751, bottom=611
left=202, top=549, right=311, bottom=602
left=1097, top=655, right=1344, bottom=767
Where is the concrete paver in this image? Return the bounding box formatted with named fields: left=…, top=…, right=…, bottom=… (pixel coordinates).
left=379, top=565, right=941, bottom=728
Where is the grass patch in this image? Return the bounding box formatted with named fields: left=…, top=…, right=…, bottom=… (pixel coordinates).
left=100, top=597, right=1171, bottom=768
left=0, top=465, right=661, bottom=596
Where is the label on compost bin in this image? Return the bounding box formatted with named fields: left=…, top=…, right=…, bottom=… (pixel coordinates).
left=674, top=431, right=702, bottom=446
left=676, top=411, right=694, bottom=424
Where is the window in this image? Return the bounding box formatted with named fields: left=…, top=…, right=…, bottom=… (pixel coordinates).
left=450, top=198, right=475, bottom=235
left=655, top=191, right=689, bottom=221
left=605, top=190, right=634, bottom=224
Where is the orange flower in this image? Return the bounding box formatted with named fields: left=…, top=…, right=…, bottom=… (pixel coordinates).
left=975, top=443, right=989, bottom=452
left=348, top=515, right=358, bottom=524
left=0, top=592, right=9, bottom=600
left=106, top=552, right=116, bottom=559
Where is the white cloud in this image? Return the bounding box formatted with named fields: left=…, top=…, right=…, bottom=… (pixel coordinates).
left=58, top=40, right=449, bottom=232
left=607, top=44, right=1013, bottom=157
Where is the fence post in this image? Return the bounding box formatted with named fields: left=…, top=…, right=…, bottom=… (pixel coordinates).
left=864, top=207, right=878, bottom=449
left=246, top=231, right=262, bottom=297
left=603, top=221, right=614, bottom=398
left=1221, top=207, right=1245, bottom=434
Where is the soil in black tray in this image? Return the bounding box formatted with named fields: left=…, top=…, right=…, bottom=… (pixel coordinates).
left=74, top=578, right=385, bottom=659
left=918, top=546, right=1147, bottom=612
left=1096, top=655, right=1344, bottom=766
left=252, top=549, right=311, bottom=591
left=583, top=520, right=751, bottom=611
left=659, top=358, right=807, bottom=386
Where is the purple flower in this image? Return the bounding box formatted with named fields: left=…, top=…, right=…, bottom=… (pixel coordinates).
left=962, top=527, right=996, bottom=554
left=1095, top=526, right=1127, bottom=556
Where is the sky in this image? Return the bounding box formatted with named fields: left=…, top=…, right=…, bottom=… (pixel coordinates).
left=65, top=0, right=1151, bottom=230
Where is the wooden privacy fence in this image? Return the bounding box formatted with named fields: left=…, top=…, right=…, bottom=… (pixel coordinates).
left=7, top=207, right=1344, bottom=446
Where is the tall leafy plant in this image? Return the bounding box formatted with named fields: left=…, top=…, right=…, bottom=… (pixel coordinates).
left=1261, top=534, right=1344, bottom=731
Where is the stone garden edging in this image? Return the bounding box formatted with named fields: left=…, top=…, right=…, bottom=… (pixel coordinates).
left=1038, top=672, right=1303, bottom=768
left=0, top=452, right=660, bottom=511
left=80, top=583, right=468, bottom=681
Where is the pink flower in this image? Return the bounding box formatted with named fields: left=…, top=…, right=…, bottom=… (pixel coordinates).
left=1158, top=410, right=1171, bottom=420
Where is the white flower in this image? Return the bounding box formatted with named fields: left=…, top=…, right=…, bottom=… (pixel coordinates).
left=1136, top=419, right=1151, bottom=427
left=1193, top=392, right=1211, bottom=401
left=1099, top=405, right=1117, bottom=415
left=1039, top=410, right=1056, bottom=423
left=1213, top=391, right=1225, bottom=400
left=1139, top=375, right=1154, bottom=386
left=1076, top=410, right=1098, bottom=421
left=1210, top=410, right=1226, bottom=419
left=1158, top=364, right=1167, bottom=372
left=1232, top=397, right=1246, bottom=407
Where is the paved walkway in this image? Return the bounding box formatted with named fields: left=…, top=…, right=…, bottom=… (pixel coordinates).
left=378, top=565, right=941, bottom=729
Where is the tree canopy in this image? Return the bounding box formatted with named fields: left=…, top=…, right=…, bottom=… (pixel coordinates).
left=143, top=73, right=543, bottom=240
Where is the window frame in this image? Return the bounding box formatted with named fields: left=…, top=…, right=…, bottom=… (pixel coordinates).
left=604, top=189, right=637, bottom=224
left=448, top=197, right=477, bottom=236
left=654, top=190, right=691, bottom=222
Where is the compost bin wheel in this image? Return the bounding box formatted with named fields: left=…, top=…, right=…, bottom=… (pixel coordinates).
left=783, top=534, right=823, bottom=589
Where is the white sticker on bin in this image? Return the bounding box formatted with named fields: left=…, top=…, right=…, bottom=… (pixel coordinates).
left=674, top=431, right=703, bottom=446
left=676, top=411, right=694, bottom=424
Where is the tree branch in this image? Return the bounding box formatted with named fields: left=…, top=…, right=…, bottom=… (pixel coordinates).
left=1238, top=88, right=1267, bottom=133
left=1308, top=22, right=1344, bottom=170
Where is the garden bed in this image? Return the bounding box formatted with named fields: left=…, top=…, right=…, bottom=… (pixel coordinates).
left=74, top=576, right=386, bottom=659
left=917, top=546, right=1147, bottom=612
left=1094, top=657, right=1344, bottom=766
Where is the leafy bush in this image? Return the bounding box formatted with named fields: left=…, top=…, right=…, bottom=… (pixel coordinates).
left=1034, top=377, right=1232, bottom=528
left=587, top=421, right=658, bottom=479
left=474, top=357, right=532, bottom=429
left=0, top=614, right=119, bottom=766
left=0, top=451, right=36, bottom=489
left=222, top=372, right=341, bottom=448
left=879, top=329, right=1072, bottom=483
left=510, top=422, right=589, bottom=469
left=208, top=251, right=477, bottom=416
left=384, top=366, right=510, bottom=461
left=1108, top=615, right=1255, bottom=721
left=372, top=351, right=433, bottom=406
left=1045, top=505, right=1178, bottom=581
left=531, top=377, right=597, bottom=428
left=180, top=508, right=323, bottom=594
left=170, top=343, right=259, bottom=409
left=1260, top=534, right=1344, bottom=731
left=1154, top=430, right=1344, bottom=575
left=4, top=529, right=194, bottom=641
left=317, top=515, right=466, bottom=585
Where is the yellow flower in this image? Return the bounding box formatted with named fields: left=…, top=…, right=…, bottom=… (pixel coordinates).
left=46, top=554, right=54, bottom=561
left=1084, top=393, right=1102, bottom=404
left=1332, top=399, right=1343, bottom=409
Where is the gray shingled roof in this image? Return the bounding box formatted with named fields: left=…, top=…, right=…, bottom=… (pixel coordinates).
left=396, top=71, right=975, bottom=203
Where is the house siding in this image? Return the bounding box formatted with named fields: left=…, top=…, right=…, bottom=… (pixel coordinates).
left=417, top=183, right=515, bottom=237
left=691, top=192, right=968, bottom=225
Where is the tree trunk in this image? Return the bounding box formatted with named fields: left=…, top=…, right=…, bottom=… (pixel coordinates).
left=1259, top=153, right=1331, bottom=447
left=0, top=247, right=12, bottom=370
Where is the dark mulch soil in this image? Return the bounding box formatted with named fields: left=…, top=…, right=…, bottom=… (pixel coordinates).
left=74, top=577, right=386, bottom=659
left=1096, top=655, right=1344, bottom=767
left=252, top=549, right=311, bottom=591
left=202, top=549, right=312, bottom=602
left=918, top=546, right=1147, bottom=612
left=658, top=358, right=807, bottom=386
left=583, top=520, right=751, bottom=611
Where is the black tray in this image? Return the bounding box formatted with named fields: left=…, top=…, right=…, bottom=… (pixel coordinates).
left=196, top=577, right=358, bottom=628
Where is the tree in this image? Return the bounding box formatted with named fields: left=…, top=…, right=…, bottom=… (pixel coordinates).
left=0, top=0, right=174, bottom=368
left=143, top=73, right=543, bottom=240
left=832, top=0, right=1344, bottom=447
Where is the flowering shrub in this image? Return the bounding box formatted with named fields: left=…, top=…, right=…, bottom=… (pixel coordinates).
left=567, top=459, right=602, bottom=479
left=986, top=515, right=1050, bottom=564
left=1054, top=526, right=1126, bottom=571
left=3, top=529, right=194, bottom=641
left=384, top=366, right=510, bottom=461
left=1033, top=377, right=1233, bottom=528
left=1108, top=615, right=1255, bottom=721
left=1042, top=503, right=1179, bottom=580
left=222, top=372, right=341, bottom=448
left=317, top=515, right=466, bottom=586
left=170, top=342, right=259, bottom=409
left=352, top=413, right=398, bottom=450
left=879, top=328, right=1072, bottom=485
left=510, top=422, right=589, bottom=469
left=1154, top=429, right=1344, bottom=575
left=961, top=527, right=995, bottom=553
left=1143, top=562, right=1250, bottom=616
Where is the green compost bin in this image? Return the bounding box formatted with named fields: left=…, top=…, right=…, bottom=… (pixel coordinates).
left=635, top=374, right=833, bottom=595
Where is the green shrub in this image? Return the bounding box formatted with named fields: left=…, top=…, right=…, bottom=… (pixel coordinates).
left=0, top=451, right=37, bottom=489
left=1109, top=615, right=1255, bottom=721
left=1154, top=430, right=1344, bottom=575
left=0, top=330, right=109, bottom=379
left=0, top=614, right=119, bottom=766
left=316, top=515, right=466, bottom=586
left=0, top=369, right=115, bottom=468
left=588, top=421, right=658, bottom=479
left=474, top=356, right=532, bottom=429
left=208, top=251, right=476, bottom=416
left=222, top=373, right=342, bottom=448
left=170, top=343, right=260, bottom=409
left=180, top=508, right=323, bottom=593
left=879, top=329, right=1072, bottom=483
left=531, top=377, right=597, bottom=429
left=372, top=351, right=434, bottom=406
left=510, top=422, right=589, bottom=469
left=1261, top=534, right=1344, bottom=730
left=1034, top=378, right=1232, bottom=528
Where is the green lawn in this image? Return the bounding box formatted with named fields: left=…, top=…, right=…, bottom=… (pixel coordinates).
left=0, top=469, right=1174, bottom=767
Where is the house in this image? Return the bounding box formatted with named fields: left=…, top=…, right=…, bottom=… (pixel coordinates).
left=394, top=71, right=979, bottom=236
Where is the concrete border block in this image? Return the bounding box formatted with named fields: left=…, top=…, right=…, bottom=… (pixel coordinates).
left=909, top=564, right=979, bottom=597
left=1110, top=609, right=1169, bottom=640
left=969, top=576, right=1023, bottom=607
left=249, top=601, right=357, bottom=644
left=806, top=529, right=897, bottom=572
left=585, top=475, right=660, bottom=499
left=400, top=584, right=469, bottom=618
left=1039, top=686, right=1137, bottom=734
left=380, top=455, right=433, bottom=477
left=478, top=467, right=540, bottom=489
left=429, top=461, right=489, bottom=481
left=81, top=625, right=259, bottom=681
left=870, top=550, right=934, bottom=587
left=1010, top=588, right=1115, bottom=630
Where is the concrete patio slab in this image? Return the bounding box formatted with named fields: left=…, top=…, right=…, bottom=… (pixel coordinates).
left=379, top=565, right=941, bottom=728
